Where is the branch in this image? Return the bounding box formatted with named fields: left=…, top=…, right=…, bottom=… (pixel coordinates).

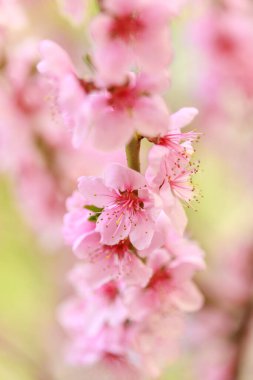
left=125, top=134, right=141, bottom=172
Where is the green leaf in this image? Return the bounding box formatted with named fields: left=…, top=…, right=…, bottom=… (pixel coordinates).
left=84, top=205, right=103, bottom=213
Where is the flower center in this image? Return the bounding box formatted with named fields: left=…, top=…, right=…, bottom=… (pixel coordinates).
left=100, top=281, right=118, bottom=301
left=108, top=82, right=139, bottom=111
left=214, top=33, right=237, bottom=54
left=103, top=239, right=131, bottom=260
left=110, top=13, right=144, bottom=42
left=117, top=190, right=144, bottom=212
left=147, top=267, right=170, bottom=289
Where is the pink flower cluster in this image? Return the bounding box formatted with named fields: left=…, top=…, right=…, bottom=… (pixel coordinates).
left=0, top=8, right=124, bottom=248
left=36, top=0, right=205, bottom=377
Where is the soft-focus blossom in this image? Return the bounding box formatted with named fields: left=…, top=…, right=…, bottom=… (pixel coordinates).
left=38, top=42, right=169, bottom=150
left=151, top=107, right=200, bottom=156
left=74, top=236, right=152, bottom=288
left=146, top=108, right=200, bottom=210
left=81, top=73, right=169, bottom=151
left=90, top=0, right=176, bottom=84
left=193, top=2, right=253, bottom=104
left=0, top=37, right=124, bottom=247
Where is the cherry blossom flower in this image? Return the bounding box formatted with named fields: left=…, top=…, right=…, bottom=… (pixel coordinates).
left=78, top=163, right=158, bottom=249
left=73, top=236, right=152, bottom=288
left=193, top=3, right=253, bottom=101
left=38, top=41, right=169, bottom=151
left=59, top=279, right=128, bottom=337
left=146, top=146, right=199, bottom=207
left=125, top=214, right=205, bottom=320
left=151, top=107, right=200, bottom=158
left=90, top=0, right=176, bottom=84
left=84, top=73, right=169, bottom=151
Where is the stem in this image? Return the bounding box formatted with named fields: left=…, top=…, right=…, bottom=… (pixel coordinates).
left=125, top=134, right=141, bottom=172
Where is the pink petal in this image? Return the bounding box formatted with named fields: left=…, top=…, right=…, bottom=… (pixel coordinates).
left=78, top=176, right=113, bottom=207
left=130, top=211, right=155, bottom=250
left=162, top=197, right=187, bottom=236
left=37, top=40, right=74, bottom=78
left=134, top=29, right=172, bottom=72
left=89, top=102, right=134, bottom=151
left=146, top=145, right=168, bottom=189
left=97, top=209, right=132, bottom=246
left=74, top=231, right=101, bottom=258
left=104, top=163, right=147, bottom=191
left=170, top=107, right=199, bottom=131
left=122, top=255, right=152, bottom=287
left=134, top=95, right=169, bottom=137
left=170, top=256, right=205, bottom=282
left=91, top=14, right=131, bottom=85
left=171, top=282, right=204, bottom=312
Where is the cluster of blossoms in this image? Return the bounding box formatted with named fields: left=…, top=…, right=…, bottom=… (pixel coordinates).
left=0, top=2, right=123, bottom=248
left=38, top=0, right=206, bottom=377
left=0, top=0, right=205, bottom=378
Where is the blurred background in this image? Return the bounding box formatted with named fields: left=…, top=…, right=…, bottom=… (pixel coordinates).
left=0, top=0, right=253, bottom=379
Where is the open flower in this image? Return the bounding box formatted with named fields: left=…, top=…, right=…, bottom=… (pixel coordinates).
left=146, top=146, right=199, bottom=208
left=85, top=73, right=169, bottom=151
left=91, top=0, right=176, bottom=84
left=78, top=163, right=158, bottom=249
left=74, top=234, right=152, bottom=288
left=153, top=107, right=200, bottom=158
left=125, top=239, right=205, bottom=320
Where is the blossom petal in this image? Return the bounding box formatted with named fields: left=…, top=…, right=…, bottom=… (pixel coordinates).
left=37, top=40, right=74, bottom=78
left=104, top=163, right=147, bottom=192
left=97, top=209, right=132, bottom=246
left=78, top=176, right=113, bottom=207
left=170, top=107, right=199, bottom=131
left=134, top=95, right=169, bottom=137
left=171, top=282, right=204, bottom=312
left=130, top=212, right=155, bottom=250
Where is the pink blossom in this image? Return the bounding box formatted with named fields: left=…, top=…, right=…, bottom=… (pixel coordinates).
left=90, top=0, right=176, bottom=84
left=152, top=107, right=200, bottom=157
left=146, top=146, right=199, bottom=209
left=84, top=73, right=169, bottom=151
left=73, top=236, right=152, bottom=288
left=146, top=107, right=200, bottom=208
left=59, top=280, right=128, bottom=337
left=38, top=42, right=169, bottom=151
left=63, top=324, right=131, bottom=366
left=193, top=6, right=253, bottom=99
left=125, top=233, right=204, bottom=319
left=37, top=40, right=75, bottom=79
left=78, top=163, right=158, bottom=249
